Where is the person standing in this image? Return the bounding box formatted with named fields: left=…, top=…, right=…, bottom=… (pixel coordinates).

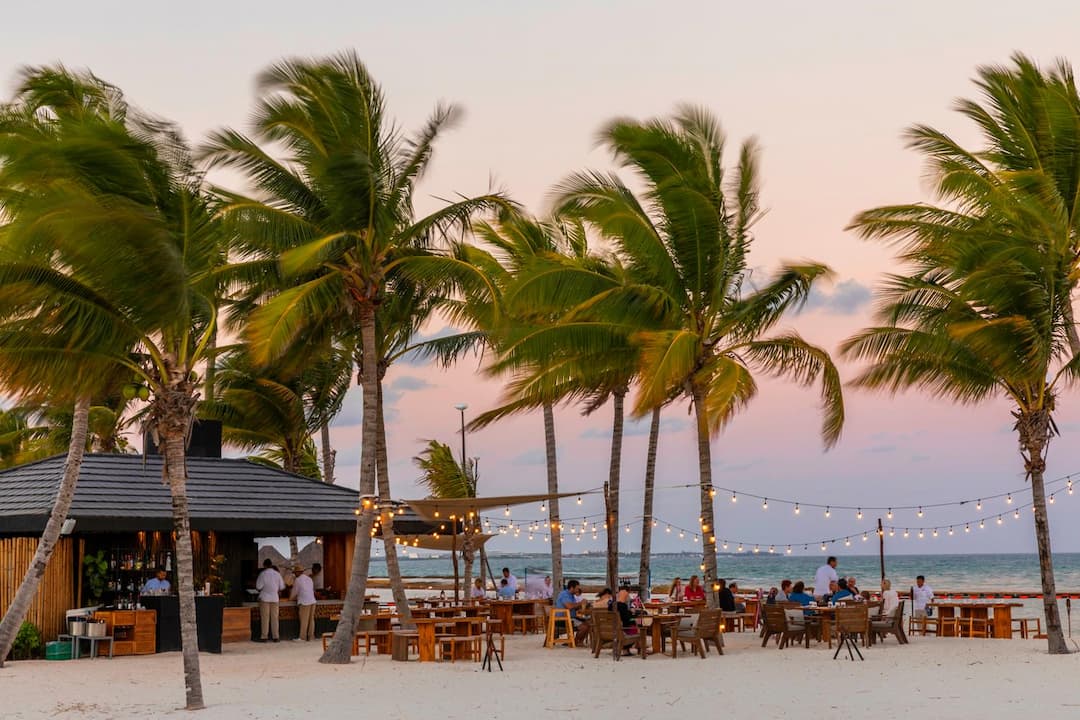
left=290, top=565, right=316, bottom=641
left=256, top=559, right=285, bottom=642
left=540, top=576, right=554, bottom=600
left=310, top=562, right=324, bottom=591
left=501, top=567, right=518, bottom=594
left=813, top=557, right=839, bottom=601
left=912, top=575, right=934, bottom=619
left=141, top=567, right=171, bottom=595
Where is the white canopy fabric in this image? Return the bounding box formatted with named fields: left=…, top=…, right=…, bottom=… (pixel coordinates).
left=404, top=491, right=590, bottom=522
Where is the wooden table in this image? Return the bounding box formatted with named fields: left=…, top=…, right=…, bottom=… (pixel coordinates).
left=489, top=599, right=541, bottom=635
left=411, top=616, right=493, bottom=661
left=411, top=605, right=482, bottom=619
left=639, top=614, right=686, bottom=656
left=929, top=601, right=1022, bottom=639
left=804, top=601, right=879, bottom=649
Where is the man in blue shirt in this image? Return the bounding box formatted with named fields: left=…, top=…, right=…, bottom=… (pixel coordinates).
left=141, top=567, right=171, bottom=595
left=555, top=580, right=590, bottom=644
left=497, top=578, right=515, bottom=599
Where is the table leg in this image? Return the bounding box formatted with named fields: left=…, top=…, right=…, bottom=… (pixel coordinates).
left=993, top=607, right=1012, bottom=640
left=823, top=617, right=832, bottom=649
left=416, top=623, right=436, bottom=662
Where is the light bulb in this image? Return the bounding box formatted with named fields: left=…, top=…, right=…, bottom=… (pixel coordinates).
left=888, top=529, right=895, bottom=537
left=737, top=544, right=744, bottom=552
left=576, top=496, right=582, bottom=505
left=862, top=532, right=868, bottom=542
left=964, top=524, right=970, bottom=533
left=932, top=529, right=938, bottom=537
left=997, top=515, right=1003, bottom=525
left=887, top=508, right=893, bottom=520
left=666, top=525, right=672, bottom=533
left=976, top=499, right=982, bottom=510
left=903, top=529, right=909, bottom=538
left=504, top=506, right=510, bottom=516
left=540, top=502, right=546, bottom=513
left=856, top=508, right=863, bottom=520
left=752, top=545, right=759, bottom=554
left=679, top=531, right=685, bottom=539
left=769, top=546, right=775, bottom=554
left=1049, top=494, right=1055, bottom=504
left=709, top=487, right=717, bottom=498
left=652, top=519, right=658, bottom=527
left=730, top=492, right=737, bottom=503
left=722, top=542, right=728, bottom=550
left=1013, top=509, right=1020, bottom=519
left=1007, top=494, right=1013, bottom=505
left=948, top=527, right=954, bottom=536
left=917, top=507, right=923, bottom=518
left=786, top=546, right=792, bottom=554
left=825, top=506, right=831, bottom=518
left=625, top=524, right=631, bottom=533
left=794, top=503, right=801, bottom=515
left=979, top=519, right=985, bottom=529
left=844, top=538, right=851, bottom=547
left=693, top=535, right=699, bottom=543
left=821, top=542, right=827, bottom=552
left=762, top=498, right=768, bottom=510
left=917, top=531, right=924, bottom=539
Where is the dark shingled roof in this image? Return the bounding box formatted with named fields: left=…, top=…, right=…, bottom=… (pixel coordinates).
left=0, top=454, right=373, bottom=535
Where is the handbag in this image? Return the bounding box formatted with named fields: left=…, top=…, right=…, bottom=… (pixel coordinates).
left=925, top=605, right=933, bottom=617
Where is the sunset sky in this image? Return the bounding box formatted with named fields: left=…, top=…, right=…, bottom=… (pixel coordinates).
left=6, top=1, right=1080, bottom=554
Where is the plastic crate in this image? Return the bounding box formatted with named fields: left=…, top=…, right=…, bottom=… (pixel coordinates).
left=45, top=640, right=72, bottom=660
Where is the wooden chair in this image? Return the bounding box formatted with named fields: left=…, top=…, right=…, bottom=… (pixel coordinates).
left=768, top=606, right=814, bottom=649
left=544, top=606, right=575, bottom=648
left=957, top=615, right=991, bottom=638
left=833, top=605, right=868, bottom=661
left=909, top=612, right=941, bottom=636
left=437, top=633, right=482, bottom=662
left=591, top=609, right=645, bottom=661
left=513, top=602, right=543, bottom=635
left=671, top=608, right=724, bottom=658
left=1012, top=616, right=1042, bottom=639
left=870, top=600, right=908, bottom=645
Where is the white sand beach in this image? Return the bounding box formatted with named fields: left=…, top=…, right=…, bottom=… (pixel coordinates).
left=3, top=631, right=1079, bottom=720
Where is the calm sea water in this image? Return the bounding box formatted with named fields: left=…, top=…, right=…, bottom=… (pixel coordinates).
left=368, top=551, right=1080, bottom=593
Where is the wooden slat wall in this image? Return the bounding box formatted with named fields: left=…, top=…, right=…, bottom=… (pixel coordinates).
left=0, top=537, right=75, bottom=641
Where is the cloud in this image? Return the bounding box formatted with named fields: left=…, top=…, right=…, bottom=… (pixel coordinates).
left=332, top=376, right=425, bottom=428
left=864, top=444, right=897, bottom=454
left=580, top=417, right=688, bottom=440
left=802, top=279, right=872, bottom=316
left=511, top=448, right=547, bottom=466
left=391, top=375, right=433, bottom=391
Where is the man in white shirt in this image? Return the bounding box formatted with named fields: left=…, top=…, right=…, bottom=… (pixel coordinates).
left=813, top=556, right=839, bottom=601
left=501, top=567, right=518, bottom=593
left=912, top=575, right=934, bottom=619
left=290, top=566, right=317, bottom=641
left=256, top=559, right=286, bottom=642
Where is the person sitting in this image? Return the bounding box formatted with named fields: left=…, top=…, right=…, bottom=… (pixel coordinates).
left=614, top=587, right=639, bottom=634
left=787, top=581, right=814, bottom=606
left=880, top=578, right=900, bottom=618
left=777, top=579, right=792, bottom=603
left=668, top=577, right=684, bottom=602
left=595, top=587, right=613, bottom=608
left=729, top=582, right=747, bottom=613
left=684, top=575, right=705, bottom=602
left=471, top=578, right=486, bottom=601
left=497, top=578, right=515, bottom=599
left=831, top=578, right=854, bottom=603
left=847, top=576, right=861, bottom=597
left=717, top=579, right=737, bottom=612
left=556, top=580, right=590, bottom=644
left=822, top=579, right=840, bottom=604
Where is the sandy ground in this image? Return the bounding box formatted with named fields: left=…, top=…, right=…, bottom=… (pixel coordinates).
left=3, top=630, right=1080, bottom=720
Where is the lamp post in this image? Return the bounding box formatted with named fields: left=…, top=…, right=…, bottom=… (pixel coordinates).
left=452, top=403, right=468, bottom=602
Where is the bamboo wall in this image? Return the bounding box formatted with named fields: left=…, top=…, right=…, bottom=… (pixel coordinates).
left=0, top=537, right=75, bottom=640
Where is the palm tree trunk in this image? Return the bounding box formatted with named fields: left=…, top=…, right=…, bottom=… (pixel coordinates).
left=479, top=545, right=490, bottom=592
left=288, top=536, right=300, bottom=568
left=462, top=528, right=474, bottom=601
left=204, top=329, right=217, bottom=402
left=1061, top=302, right=1080, bottom=358
left=1016, top=407, right=1069, bottom=653
left=691, top=384, right=719, bottom=609
left=638, top=407, right=661, bottom=600
left=156, top=377, right=204, bottom=710
left=320, top=304, right=378, bottom=664
left=284, top=455, right=300, bottom=566
left=375, top=379, right=412, bottom=626
left=320, top=422, right=335, bottom=484
left=0, top=396, right=90, bottom=667
left=543, top=402, right=563, bottom=593
left=605, top=388, right=626, bottom=591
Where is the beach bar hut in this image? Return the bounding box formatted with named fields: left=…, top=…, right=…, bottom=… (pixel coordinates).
left=0, top=451, right=396, bottom=647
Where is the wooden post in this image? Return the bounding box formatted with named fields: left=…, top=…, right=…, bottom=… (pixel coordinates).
left=878, top=518, right=885, bottom=581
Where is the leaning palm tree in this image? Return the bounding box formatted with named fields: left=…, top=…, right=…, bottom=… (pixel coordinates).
left=0, top=67, right=223, bottom=704
left=203, top=51, right=505, bottom=663
left=842, top=56, right=1080, bottom=654
left=554, top=106, right=844, bottom=606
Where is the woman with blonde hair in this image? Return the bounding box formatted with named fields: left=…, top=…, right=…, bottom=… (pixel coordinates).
left=668, top=577, right=684, bottom=602
left=880, top=578, right=900, bottom=617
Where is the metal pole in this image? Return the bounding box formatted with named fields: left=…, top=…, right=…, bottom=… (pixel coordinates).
left=878, top=518, right=885, bottom=582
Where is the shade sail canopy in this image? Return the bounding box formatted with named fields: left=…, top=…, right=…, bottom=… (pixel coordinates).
left=404, top=492, right=590, bottom=522
left=384, top=533, right=495, bottom=552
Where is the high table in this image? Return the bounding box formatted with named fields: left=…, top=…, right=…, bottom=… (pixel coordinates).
left=140, top=595, right=224, bottom=653
left=929, top=601, right=1023, bottom=639
left=489, top=599, right=542, bottom=635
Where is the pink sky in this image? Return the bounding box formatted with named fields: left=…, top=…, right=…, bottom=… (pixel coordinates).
left=5, top=1, right=1080, bottom=553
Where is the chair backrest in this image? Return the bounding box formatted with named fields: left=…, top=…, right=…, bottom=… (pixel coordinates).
left=835, top=605, right=869, bottom=633
left=763, top=605, right=788, bottom=633
left=591, top=609, right=619, bottom=642
left=892, top=600, right=906, bottom=624
left=695, top=609, right=722, bottom=637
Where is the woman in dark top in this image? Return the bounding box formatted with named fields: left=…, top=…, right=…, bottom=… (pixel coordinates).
left=615, top=587, right=639, bottom=634
left=717, top=579, right=737, bottom=612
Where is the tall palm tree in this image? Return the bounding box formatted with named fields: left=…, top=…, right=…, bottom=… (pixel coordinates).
left=842, top=56, right=1080, bottom=654
left=0, top=67, right=222, bottom=704
left=203, top=52, right=504, bottom=663
left=554, top=106, right=844, bottom=606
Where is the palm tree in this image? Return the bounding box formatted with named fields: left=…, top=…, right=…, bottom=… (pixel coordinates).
left=413, top=439, right=480, bottom=598
left=202, top=52, right=504, bottom=663
left=554, top=106, right=844, bottom=607
left=201, top=345, right=350, bottom=562
left=842, top=56, right=1080, bottom=654
left=0, top=68, right=222, bottom=704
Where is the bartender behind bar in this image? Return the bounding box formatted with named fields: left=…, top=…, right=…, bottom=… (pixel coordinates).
left=141, top=566, right=171, bottom=594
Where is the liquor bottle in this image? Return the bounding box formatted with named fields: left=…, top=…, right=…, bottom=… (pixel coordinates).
left=165, top=552, right=172, bottom=572
left=134, top=553, right=143, bottom=571
left=110, top=552, right=117, bottom=571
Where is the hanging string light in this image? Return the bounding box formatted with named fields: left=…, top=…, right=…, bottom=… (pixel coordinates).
left=856, top=508, right=863, bottom=520
left=794, top=503, right=801, bottom=515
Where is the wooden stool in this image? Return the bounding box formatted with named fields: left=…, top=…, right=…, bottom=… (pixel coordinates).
left=545, top=608, right=575, bottom=648
left=1012, top=617, right=1042, bottom=638
left=322, top=631, right=359, bottom=656
left=391, top=631, right=419, bottom=661
left=957, top=616, right=990, bottom=638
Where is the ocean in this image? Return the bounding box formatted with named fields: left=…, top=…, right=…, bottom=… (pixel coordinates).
left=367, top=551, right=1080, bottom=593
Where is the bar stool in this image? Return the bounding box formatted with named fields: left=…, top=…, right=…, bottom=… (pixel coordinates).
left=545, top=607, right=575, bottom=648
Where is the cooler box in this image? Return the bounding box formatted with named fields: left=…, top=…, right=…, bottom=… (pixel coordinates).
left=45, top=641, right=72, bottom=660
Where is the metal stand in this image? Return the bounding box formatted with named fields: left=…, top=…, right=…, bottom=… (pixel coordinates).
left=481, top=625, right=503, bottom=672
left=832, top=632, right=863, bottom=661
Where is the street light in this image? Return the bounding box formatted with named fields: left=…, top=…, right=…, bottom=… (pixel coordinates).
left=454, top=403, right=468, bottom=477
